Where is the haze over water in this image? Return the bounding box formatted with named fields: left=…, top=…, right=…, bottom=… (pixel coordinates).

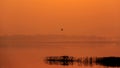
left=0, top=35, right=120, bottom=68
left=1, top=0, right=120, bottom=68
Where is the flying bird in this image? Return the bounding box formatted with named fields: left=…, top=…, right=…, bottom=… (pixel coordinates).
left=61, top=28, right=63, bottom=31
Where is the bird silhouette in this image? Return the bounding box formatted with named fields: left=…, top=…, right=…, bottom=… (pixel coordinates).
left=61, top=28, right=63, bottom=31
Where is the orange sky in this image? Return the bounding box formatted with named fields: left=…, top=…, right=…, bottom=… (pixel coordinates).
left=1, top=0, right=120, bottom=36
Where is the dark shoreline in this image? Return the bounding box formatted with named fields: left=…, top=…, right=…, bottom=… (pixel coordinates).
left=45, top=56, right=120, bottom=67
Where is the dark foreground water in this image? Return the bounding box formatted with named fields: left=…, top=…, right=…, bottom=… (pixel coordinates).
left=0, top=36, right=120, bottom=68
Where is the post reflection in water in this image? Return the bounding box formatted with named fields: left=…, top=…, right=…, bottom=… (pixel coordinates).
left=45, top=56, right=120, bottom=68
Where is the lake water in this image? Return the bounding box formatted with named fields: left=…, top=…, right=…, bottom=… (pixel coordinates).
left=0, top=36, right=120, bottom=68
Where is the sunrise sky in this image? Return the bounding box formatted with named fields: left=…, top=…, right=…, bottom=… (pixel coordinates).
left=1, top=0, right=120, bottom=36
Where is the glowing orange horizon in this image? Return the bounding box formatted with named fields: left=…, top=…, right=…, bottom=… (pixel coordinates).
left=1, top=0, right=120, bottom=36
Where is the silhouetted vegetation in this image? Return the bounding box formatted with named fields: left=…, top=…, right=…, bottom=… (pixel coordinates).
left=96, top=57, right=120, bottom=67
left=45, top=56, right=75, bottom=66
left=45, top=56, right=120, bottom=67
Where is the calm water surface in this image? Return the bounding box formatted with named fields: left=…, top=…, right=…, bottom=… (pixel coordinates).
left=0, top=37, right=120, bottom=68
